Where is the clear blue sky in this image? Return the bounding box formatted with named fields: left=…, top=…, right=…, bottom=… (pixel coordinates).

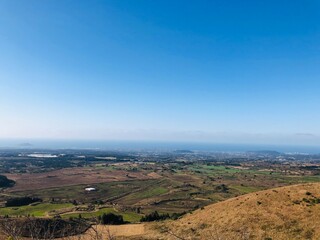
left=0, top=0, right=319, bottom=145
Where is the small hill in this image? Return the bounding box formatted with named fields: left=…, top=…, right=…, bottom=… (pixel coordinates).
left=159, top=183, right=320, bottom=240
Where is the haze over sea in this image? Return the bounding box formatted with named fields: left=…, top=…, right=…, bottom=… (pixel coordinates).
left=0, top=139, right=319, bottom=154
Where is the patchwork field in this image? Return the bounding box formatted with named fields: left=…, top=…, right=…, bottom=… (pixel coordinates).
left=5, top=167, right=158, bottom=192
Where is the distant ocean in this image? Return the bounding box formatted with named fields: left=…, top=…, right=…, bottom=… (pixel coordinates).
left=0, top=139, right=320, bottom=154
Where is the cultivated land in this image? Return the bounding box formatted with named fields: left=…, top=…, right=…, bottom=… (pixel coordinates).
left=1, top=149, right=320, bottom=239
left=5, top=167, right=157, bottom=192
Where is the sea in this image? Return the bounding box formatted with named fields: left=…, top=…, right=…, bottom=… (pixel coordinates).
left=0, top=139, right=320, bottom=154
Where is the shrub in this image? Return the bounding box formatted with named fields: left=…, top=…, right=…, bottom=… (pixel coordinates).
left=0, top=175, right=15, bottom=188
left=215, top=184, right=229, bottom=193
left=99, top=213, right=124, bottom=225
left=171, top=212, right=186, bottom=220
left=5, top=197, right=42, bottom=207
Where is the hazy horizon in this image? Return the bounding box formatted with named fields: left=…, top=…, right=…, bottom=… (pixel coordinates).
left=1, top=138, right=320, bottom=154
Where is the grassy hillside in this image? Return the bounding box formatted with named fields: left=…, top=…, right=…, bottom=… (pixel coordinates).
left=159, top=183, right=320, bottom=240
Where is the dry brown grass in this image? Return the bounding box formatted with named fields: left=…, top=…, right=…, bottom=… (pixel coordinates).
left=63, top=224, right=147, bottom=240
left=161, top=182, right=320, bottom=240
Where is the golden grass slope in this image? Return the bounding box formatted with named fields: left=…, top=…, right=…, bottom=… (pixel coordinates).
left=159, top=183, right=320, bottom=240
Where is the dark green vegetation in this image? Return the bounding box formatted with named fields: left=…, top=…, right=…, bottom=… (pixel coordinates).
left=98, top=212, right=124, bottom=224
left=0, top=175, right=15, bottom=188
left=5, top=197, right=42, bottom=207
left=140, top=211, right=170, bottom=222
left=0, top=149, right=320, bottom=225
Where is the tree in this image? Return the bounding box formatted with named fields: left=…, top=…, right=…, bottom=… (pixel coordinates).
left=99, top=213, right=124, bottom=225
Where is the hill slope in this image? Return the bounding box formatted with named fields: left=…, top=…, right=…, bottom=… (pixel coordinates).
left=159, top=183, right=320, bottom=240
left=28, top=183, right=320, bottom=240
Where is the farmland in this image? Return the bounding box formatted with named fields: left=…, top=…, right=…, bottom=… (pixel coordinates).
left=1, top=149, right=320, bottom=223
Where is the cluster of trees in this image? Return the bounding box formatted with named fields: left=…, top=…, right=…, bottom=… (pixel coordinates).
left=140, top=211, right=170, bottom=222
left=5, top=197, right=42, bottom=207
left=98, top=213, right=124, bottom=225
left=0, top=175, right=15, bottom=188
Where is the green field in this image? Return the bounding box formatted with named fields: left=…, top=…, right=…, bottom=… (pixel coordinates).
left=61, top=207, right=142, bottom=222
left=125, top=186, right=168, bottom=200
left=0, top=203, right=73, bottom=217
left=2, top=160, right=320, bottom=221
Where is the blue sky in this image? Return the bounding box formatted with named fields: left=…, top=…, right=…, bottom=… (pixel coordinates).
left=0, top=0, right=320, bottom=145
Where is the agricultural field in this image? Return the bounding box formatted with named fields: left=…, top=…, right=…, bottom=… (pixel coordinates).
left=0, top=203, right=73, bottom=217
left=1, top=149, right=320, bottom=223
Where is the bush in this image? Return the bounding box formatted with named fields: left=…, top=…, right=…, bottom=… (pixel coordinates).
left=0, top=175, right=15, bottom=188
left=171, top=212, right=186, bottom=220
left=99, top=213, right=124, bottom=225
left=215, top=184, right=229, bottom=193
left=5, top=197, right=42, bottom=207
